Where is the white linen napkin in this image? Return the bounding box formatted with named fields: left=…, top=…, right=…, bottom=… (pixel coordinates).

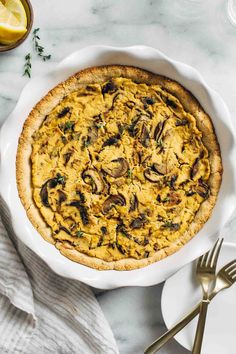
left=0, top=199, right=119, bottom=354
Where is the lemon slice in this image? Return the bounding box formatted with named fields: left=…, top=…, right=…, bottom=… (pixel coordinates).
left=0, top=1, right=27, bottom=44
left=3, top=0, right=27, bottom=27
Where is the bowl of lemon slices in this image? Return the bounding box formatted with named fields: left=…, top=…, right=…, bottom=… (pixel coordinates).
left=0, top=0, right=33, bottom=52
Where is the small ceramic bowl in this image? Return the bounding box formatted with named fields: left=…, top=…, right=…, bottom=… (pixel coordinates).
left=0, top=0, right=33, bottom=53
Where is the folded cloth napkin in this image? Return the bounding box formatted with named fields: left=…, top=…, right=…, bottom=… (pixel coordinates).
left=0, top=199, right=119, bottom=354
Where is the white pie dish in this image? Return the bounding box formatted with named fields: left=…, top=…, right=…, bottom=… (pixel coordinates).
left=161, top=242, right=236, bottom=354
left=0, top=45, right=235, bottom=289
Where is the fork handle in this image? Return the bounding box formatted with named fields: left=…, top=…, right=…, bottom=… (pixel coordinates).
left=144, top=304, right=200, bottom=354
left=192, top=300, right=209, bottom=354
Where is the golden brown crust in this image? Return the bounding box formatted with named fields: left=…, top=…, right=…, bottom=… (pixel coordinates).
left=16, top=65, right=222, bottom=270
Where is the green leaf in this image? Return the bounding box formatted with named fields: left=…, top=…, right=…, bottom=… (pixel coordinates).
left=76, top=230, right=84, bottom=237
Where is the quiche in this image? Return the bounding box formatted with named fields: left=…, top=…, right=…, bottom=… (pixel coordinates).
left=16, top=65, right=222, bottom=270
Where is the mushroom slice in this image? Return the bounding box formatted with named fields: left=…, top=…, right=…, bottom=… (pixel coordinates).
left=129, top=193, right=139, bottom=212
left=88, top=126, right=98, bottom=144
left=82, top=169, right=104, bottom=194
left=40, top=182, right=50, bottom=207
left=164, top=192, right=181, bottom=206
left=102, top=80, right=118, bottom=95
left=103, top=158, right=129, bottom=178
left=194, top=179, right=210, bottom=199
left=144, top=168, right=163, bottom=182
left=140, top=124, right=150, bottom=147
left=190, top=151, right=205, bottom=179
left=154, top=121, right=165, bottom=142
left=40, top=176, right=62, bottom=207
left=153, top=163, right=167, bottom=175
left=130, top=214, right=146, bottom=229
left=102, top=194, right=126, bottom=214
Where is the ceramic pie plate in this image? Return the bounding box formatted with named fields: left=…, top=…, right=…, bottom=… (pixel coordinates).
left=162, top=242, right=236, bottom=354
left=0, top=45, right=235, bottom=289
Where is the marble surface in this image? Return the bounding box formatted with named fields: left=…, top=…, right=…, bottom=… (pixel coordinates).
left=1, top=0, right=236, bottom=353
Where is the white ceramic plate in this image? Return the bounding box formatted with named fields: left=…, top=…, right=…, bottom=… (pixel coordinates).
left=162, top=243, right=236, bottom=354
left=0, top=45, right=236, bottom=289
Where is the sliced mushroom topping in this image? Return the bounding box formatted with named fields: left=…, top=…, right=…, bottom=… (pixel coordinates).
left=190, top=151, right=205, bottom=179
left=143, top=97, right=155, bottom=106
left=103, top=158, right=129, bottom=178
left=57, top=107, right=70, bottom=118
left=153, top=163, right=167, bottom=175
left=165, top=97, right=178, bottom=109
left=101, top=226, right=107, bottom=235
left=176, top=118, right=189, bottom=126
left=102, top=194, right=126, bottom=214
left=102, top=80, right=118, bottom=95
left=129, top=193, right=139, bottom=212
left=40, top=174, right=66, bottom=207
left=190, top=157, right=200, bottom=179
left=169, top=175, right=177, bottom=189
left=102, top=134, right=121, bottom=147
left=116, top=224, right=144, bottom=245
left=194, top=179, right=210, bottom=199
left=140, top=124, right=150, bottom=147
left=69, top=200, right=89, bottom=225
left=76, top=190, right=86, bottom=203
left=162, top=221, right=180, bottom=231
left=86, top=85, right=97, bottom=92
left=130, top=214, right=147, bottom=229
left=164, top=192, right=181, bottom=206
left=59, top=226, right=71, bottom=235
left=63, top=151, right=73, bottom=164
left=82, top=169, right=104, bottom=194
left=144, top=168, right=163, bottom=182
left=116, top=243, right=126, bottom=255
left=40, top=182, right=49, bottom=207
left=88, top=126, right=98, bottom=144
left=58, top=190, right=67, bottom=204
left=154, top=121, right=165, bottom=142
left=128, top=117, right=139, bottom=137
left=186, top=189, right=196, bottom=196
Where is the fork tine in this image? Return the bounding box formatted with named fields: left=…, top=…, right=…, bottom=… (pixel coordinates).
left=228, top=264, right=236, bottom=273
left=229, top=270, right=236, bottom=278
left=199, top=251, right=210, bottom=267
left=224, top=260, right=236, bottom=272
left=209, top=238, right=224, bottom=269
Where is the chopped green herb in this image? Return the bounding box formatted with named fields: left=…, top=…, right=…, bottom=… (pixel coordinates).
left=55, top=173, right=65, bottom=185
left=128, top=168, right=133, bottom=179
left=156, top=138, right=164, bottom=148
left=162, top=197, right=170, bottom=202
left=82, top=136, right=91, bottom=149
left=76, top=230, right=84, bottom=237
left=33, top=28, right=52, bottom=61
left=65, top=121, right=75, bottom=130
left=23, top=53, right=31, bottom=78
left=162, top=221, right=180, bottom=231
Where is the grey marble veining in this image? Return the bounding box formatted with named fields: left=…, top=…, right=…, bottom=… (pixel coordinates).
left=1, top=0, right=236, bottom=353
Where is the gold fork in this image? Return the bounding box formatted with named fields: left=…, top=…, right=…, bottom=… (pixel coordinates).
left=144, top=239, right=224, bottom=354
left=144, top=257, right=236, bottom=354
left=192, top=238, right=223, bottom=354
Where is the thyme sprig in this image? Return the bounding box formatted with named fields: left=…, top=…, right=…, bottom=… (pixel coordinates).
left=23, top=28, right=52, bottom=77
left=23, top=53, right=31, bottom=78
left=32, top=28, right=51, bottom=61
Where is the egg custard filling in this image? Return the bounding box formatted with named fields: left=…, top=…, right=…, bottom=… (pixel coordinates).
left=30, top=76, right=212, bottom=263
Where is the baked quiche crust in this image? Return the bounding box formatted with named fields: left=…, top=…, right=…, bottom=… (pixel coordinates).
left=16, top=65, right=222, bottom=270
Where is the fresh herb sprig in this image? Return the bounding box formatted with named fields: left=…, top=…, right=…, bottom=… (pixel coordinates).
left=23, top=28, right=52, bottom=78
left=32, top=28, right=51, bottom=61
left=23, top=53, right=32, bottom=78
